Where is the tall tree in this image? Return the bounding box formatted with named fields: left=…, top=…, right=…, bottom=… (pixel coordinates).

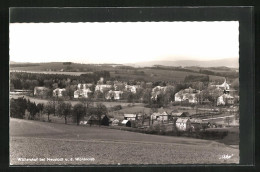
left=73, top=103, right=86, bottom=125
left=57, top=102, right=72, bottom=124
left=43, top=101, right=55, bottom=122
left=10, top=97, right=27, bottom=119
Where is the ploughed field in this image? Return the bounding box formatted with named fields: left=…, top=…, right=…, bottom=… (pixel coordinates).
left=10, top=118, right=239, bottom=165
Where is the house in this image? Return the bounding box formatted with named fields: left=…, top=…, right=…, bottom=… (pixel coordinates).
left=174, top=87, right=199, bottom=103
left=151, top=111, right=169, bottom=121
left=34, top=87, right=49, bottom=96
left=74, top=88, right=92, bottom=98
left=121, top=120, right=131, bottom=127
left=125, top=85, right=140, bottom=93
left=124, top=114, right=137, bottom=121
left=217, top=94, right=235, bottom=106
left=53, top=88, right=66, bottom=97
left=150, top=112, right=161, bottom=120
left=95, top=84, right=112, bottom=93
left=105, top=90, right=123, bottom=100
left=151, top=86, right=167, bottom=100
left=87, top=115, right=109, bottom=126
left=77, top=83, right=93, bottom=90
left=87, top=115, right=100, bottom=125
left=176, top=118, right=191, bottom=131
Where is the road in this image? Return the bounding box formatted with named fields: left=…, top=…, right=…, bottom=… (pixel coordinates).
left=10, top=118, right=239, bottom=165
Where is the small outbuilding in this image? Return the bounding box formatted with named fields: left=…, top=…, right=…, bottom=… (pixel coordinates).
left=121, top=120, right=131, bottom=127
left=101, top=115, right=110, bottom=126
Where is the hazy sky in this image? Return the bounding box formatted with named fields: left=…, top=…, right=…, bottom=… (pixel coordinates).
left=9, top=21, right=239, bottom=64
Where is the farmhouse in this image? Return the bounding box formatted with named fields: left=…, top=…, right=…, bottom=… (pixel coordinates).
left=34, top=87, right=49, bottom=96
left=217, top=94, right=234, bottom=106
left=53, top=88, right=66, bottom=97
left=105, top=90, right=123, bottom=100
left=124, top=114, right=137, bottom=121
left=176, top=118, right=191, bottom=131
left=174, top=87, right=199, bottom=103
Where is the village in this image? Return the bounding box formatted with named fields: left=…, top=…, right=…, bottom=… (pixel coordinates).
left=10, top=74, right=239, bottom=136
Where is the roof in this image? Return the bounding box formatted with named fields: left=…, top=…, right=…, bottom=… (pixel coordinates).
left=151, top=112, right=161, bottom=116
left=176, top=118, right=190, bottom=123
left=189, top=118, right=203, bottom=123
left=124, top=114, right=136, bottom=118
left=121, top=120, right=130, bottom=124
left=171, top=112, right=183, bottom=116
left=35, top=87, right=48, bottom=90
left=160, top=112, right=168, bottom=116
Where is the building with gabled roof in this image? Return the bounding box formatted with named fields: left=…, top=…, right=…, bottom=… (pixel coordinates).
left=176, top=118, right=191, bottom=131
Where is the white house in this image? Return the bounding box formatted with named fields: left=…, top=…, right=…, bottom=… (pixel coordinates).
left=105, top=90, right=123, bottom=100
left=53, top=88, right=66, bottom=97
left=176, top=118, right=191, bottom=131
left=217, top=94, right=234, bottom=106
left=34, top=87, right=48, bottom=96
left=125, top=85, right=140, bottom=93
left=151, top=86, right=167, bottom=100
left=95, top=84, right=112, bottom=93
left=74, top=88, right=92, bottom=98
left=174, top=87, right=199, bottom=103
left=78, top=83, right=93, bottom=90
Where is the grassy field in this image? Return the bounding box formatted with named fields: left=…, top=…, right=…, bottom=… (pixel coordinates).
left=111, top=68, right=224, bottom=82
left=10, top=118, right=239, bottom=165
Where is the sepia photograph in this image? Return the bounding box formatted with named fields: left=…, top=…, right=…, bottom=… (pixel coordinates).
left=9, top=12, right=241, bottom=165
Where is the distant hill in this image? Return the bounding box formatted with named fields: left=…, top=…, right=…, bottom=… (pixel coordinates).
left=127, top=58, right=239, bottom=68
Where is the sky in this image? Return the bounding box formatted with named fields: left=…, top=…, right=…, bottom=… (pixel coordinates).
left=9, top=21, right=239, bottom=64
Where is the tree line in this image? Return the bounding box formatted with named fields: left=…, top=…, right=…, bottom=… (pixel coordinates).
left=10, top=71, right=110, bottom=90
left=10, top=97, right=108, bottom=126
